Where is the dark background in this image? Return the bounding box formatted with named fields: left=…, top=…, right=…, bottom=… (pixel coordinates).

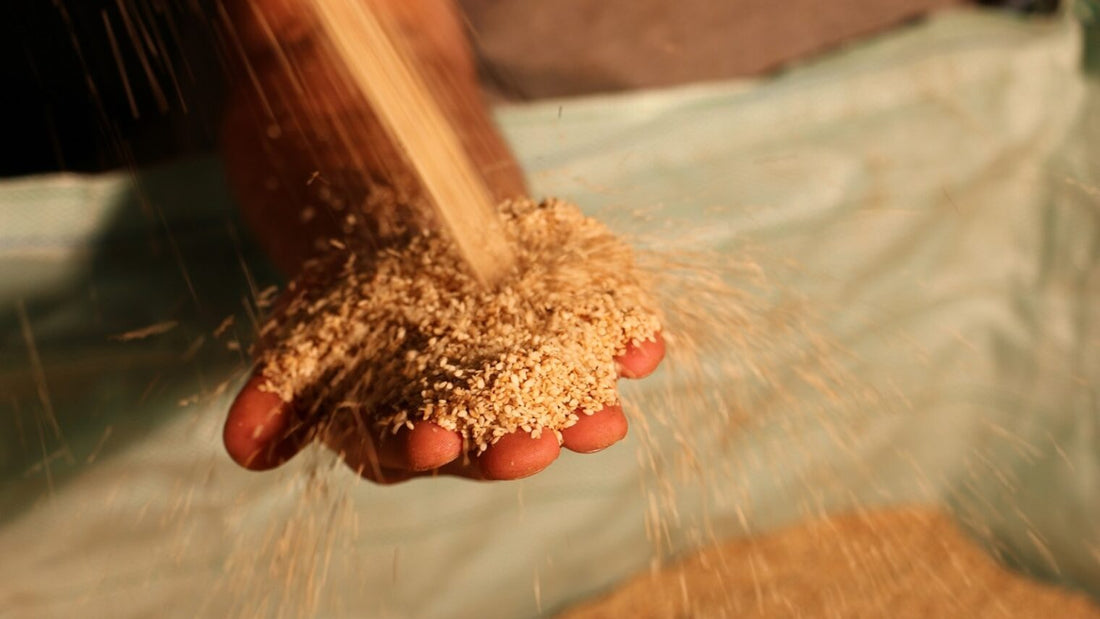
left=0, top=0, right=1059, bottom=178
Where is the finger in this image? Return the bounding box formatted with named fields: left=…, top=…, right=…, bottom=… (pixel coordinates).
left=434, top=457, right=485, bottom=480
left=324, top=417, right=405, bottom=471
left=333, top=419, right=463, bottom=470
left=560, top=405, right=628, bottom=454
left=323, top=417, right=464, bottom=476
left=404, top=421, right=464, bottom=471
left=326, top=425, right=411, bottom=484
left=339, top=438, right=482, bottom=483
left=351, top=458, right=483, bottom=484
left=478, top=430, right=561, bottom=480
left=224, top=375, right=308, bottom=470
left=616, top=332, right=665, bottom=379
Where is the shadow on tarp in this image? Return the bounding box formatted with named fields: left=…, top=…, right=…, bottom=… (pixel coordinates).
left=0, top=156, right=279, bottom=526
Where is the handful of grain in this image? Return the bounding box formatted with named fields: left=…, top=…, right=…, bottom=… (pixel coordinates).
left=256, top=198, right=661, bottom=453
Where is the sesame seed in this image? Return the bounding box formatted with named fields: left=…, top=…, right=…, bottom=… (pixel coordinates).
left=256, top=199, right=661, bottom=453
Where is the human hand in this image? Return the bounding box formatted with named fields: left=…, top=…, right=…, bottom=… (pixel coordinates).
left=224, top=332, right=664, bottom=481
left=219, top=0, right=665, bottom=482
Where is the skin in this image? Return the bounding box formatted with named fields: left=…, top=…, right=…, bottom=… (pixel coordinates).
left=220, top=0, right=664, bottom=481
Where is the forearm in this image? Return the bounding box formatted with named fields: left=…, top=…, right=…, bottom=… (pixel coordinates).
left=219, top=0, right=525, bottom=275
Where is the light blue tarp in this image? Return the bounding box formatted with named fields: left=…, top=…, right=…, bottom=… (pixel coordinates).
left=1, top=9, right=1097, bottom=618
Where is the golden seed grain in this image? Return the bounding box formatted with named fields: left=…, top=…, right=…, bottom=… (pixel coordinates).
left=256, top=199, right=661, bottom=452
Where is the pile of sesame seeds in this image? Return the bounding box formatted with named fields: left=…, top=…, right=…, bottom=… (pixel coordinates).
left=256, top=198, right=661, bottom=452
